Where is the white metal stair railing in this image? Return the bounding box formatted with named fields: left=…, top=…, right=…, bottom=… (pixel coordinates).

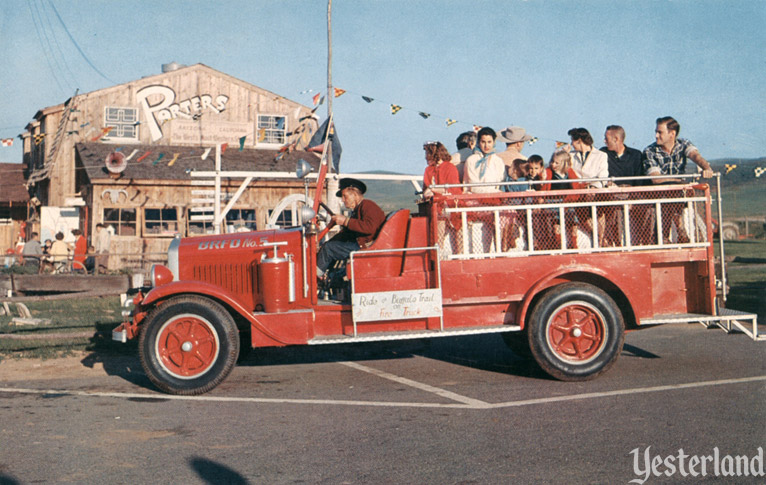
left=640, top=309, right=764, bottom=342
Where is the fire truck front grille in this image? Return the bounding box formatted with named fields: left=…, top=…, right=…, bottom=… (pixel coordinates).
left=192, top=263, right=254, bottom=295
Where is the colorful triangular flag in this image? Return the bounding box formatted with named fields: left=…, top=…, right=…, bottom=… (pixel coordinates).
left=473, top=125, right=482, bottom=132
left=313, top=93, right=321, bottom=106
left=34, top=133, right=46, bottom=145
left=2, top=138, right=14, bottom=147
left=239, top=135, right=247, bottom=151
left=201, top=148, right=212, bottom=160
left=136, top=151, right=152, bottom=163
left=755, top=167, right=766, bottom=178
left=124, top=149, right=139, bottom=161
left=419, top=112, right=430, bottom=119
left=391, top=105, right=402, bottom=115
left=257, top=128, right=266, bottom=142
left=445, top=119, right=457, bottom=127
left=334, top=88, right=346, bottom=97
left=528, top=136, right=538, bottom=145
left=167, top=153, right=180, bottom=167
left=361, top=96, right=374, bottom=103
left=555, top=141, right=568, bottom=148
left=724, top=163, right=736, bottom=174
left=152, top=153, right=165, bottom=166
left=221, top=143, right=228, bottom=153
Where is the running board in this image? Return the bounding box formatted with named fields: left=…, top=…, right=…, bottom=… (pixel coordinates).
left=641, top=309, right=764, bottom=341
left=309, top=325, right=521, bottom=345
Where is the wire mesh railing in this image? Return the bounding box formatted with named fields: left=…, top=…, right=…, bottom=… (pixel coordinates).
left=432, top=183, right=711, bottom=260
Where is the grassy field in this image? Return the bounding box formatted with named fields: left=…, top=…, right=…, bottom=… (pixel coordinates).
left=715, top=240, right=766, bottom=322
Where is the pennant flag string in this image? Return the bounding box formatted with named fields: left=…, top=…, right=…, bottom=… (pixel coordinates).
left=725, top=163, right=737, bottom=174
left=755, top=167, right=766, bottom=178
left=445, top=119, right=457, bottom=127
left=1, top=138, right=13, bottom=147
left=390, top=104, right=402, bottom=115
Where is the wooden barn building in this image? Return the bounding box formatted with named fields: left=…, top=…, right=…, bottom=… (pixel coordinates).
left=0, top=163, right=30, bottom=253
left=21, top=63, right=323, bottom=270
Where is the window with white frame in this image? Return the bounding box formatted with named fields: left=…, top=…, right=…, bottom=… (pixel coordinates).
left=144, top=208, right=179, bottom=237
left=256, top=115, right=287, bottom=147
left=104, top=107, right=139, bottom=141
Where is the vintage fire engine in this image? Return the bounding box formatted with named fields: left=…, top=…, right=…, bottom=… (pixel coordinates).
left=113, top=167, right=761, bottom=395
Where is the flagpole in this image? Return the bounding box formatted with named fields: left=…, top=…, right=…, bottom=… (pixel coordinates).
left=326, top=0, right=333, bottom=174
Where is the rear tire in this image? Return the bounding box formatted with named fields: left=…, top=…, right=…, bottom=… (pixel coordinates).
left=139, top=296, right=239, bottom=395
left=527, top=283, right=624, bottom=381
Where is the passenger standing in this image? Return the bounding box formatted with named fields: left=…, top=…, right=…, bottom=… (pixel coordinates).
left=464, top=127, right=505, bottom=193
left=643, top=116, right=713, bottom=244
left=450, top=131, right=476, bottom=182
left=601, top=125, right=647, bottom=246
left=601, top=125, right=643, bottom=185
left=423, top=142, right=461, bottom=198
left=496, top=126, right=532, bottom=167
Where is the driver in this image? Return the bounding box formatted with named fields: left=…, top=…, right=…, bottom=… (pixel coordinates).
left=317, top=178, right=386, bottom=277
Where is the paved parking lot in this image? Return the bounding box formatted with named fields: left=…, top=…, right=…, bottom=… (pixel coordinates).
left=1, top=323, right=765, bottom=483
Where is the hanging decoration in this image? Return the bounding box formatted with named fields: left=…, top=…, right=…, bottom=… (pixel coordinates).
left=136, top=151, right=151, bottom=163
left=362, top=96, right=374, bottom=103
left=201, top=147, right=212, bottom=160
left=1, top=138, right=13, bottom=147
left=724, top=163, right=736, bottom=174
left=167, top=153, right=180, bottom=167
left=555, top=141, right=568, bottom=148
left=528, top=137, right=539, bottom=145
left=91, top=126, right=113, bottom=141
left=221, top=143, right=228, bottom=153
left=239, top=135, right=247, bottom=151
left=257, top=128, right=266, bottom=142
left=755, top=167, right=766, bottom=178
left=152, top=153, right=165, bottom=166
left=334, top=88, right=346, bottom=97
left=445, top=119, right=457, bottom=127
left=34, top=133, right=46, bottom=145
left=124, top=149, right=139, bottom=161
left=390, top=104, right=402, bottom=115
left=473, top=125, right=482, bottom=132
left=418, top=112, right=430, bottom=119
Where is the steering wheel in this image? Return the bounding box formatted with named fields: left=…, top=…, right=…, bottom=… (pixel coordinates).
left=319, top=202, right=335, bottom=217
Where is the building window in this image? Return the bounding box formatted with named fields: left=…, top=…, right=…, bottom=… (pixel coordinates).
left=256, top=115, right=287, bottom=147
left=187, top=208, right=215, bottom=236
left=103, top=208, right=137, bottom=236
left=104, top=107, right=139, bottom=141
left=225, top=209, right=257, bottom=232
left=144, top=208, right=179, bottom=236
left=267, top=208, right=294, bottom=228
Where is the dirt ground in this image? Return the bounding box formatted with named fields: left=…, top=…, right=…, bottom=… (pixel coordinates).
left=0, top=352, right=107, bottom=381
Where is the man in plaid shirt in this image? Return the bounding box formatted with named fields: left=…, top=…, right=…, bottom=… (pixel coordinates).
left=643, top=116, right=713, bottom=243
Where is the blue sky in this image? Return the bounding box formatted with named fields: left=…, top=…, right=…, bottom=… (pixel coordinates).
left=0, top=0, right=764, bottom=175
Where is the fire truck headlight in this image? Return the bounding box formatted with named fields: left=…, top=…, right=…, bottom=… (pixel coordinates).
left=299, top=206, right=316, bottom=226
left=150, top=264, right=174, bottom=287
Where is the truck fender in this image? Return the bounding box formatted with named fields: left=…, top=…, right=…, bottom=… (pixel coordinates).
left=140, top=281, right=289, bottom=345
left=516, top=265, right=635, bottom=330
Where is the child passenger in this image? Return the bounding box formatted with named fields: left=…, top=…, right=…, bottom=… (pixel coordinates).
left=540, top=150, right=584, bottom=249
left=501, top=159, right=530, bottom=192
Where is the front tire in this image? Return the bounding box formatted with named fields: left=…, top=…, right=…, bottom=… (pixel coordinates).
left=527, top=283, right=624, bottom=381
left=139, top=296, right=239, bottom=395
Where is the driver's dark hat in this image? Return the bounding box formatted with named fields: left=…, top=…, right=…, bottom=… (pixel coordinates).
left=336, top=178, right=367, bottom=197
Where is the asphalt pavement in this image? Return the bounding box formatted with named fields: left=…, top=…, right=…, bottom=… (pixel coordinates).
left=1, top=323, right=764, bottom=484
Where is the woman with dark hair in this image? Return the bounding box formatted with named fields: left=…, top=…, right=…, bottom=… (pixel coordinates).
left=423, top=141, right=461, bottom=198
left=464, top=127, right=505, bottom=193
left=568, top=127, right=608, bottom=188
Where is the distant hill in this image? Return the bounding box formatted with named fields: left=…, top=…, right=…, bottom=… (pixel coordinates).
left=710, top=157, right=766, bottom=186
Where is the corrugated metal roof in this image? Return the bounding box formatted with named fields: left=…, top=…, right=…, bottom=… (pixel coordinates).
left=75, top=142, right=322, bottom=182
left=0, top=163, right=29, bottom=203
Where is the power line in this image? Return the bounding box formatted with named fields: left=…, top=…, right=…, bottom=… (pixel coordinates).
left=47, top=0, right=117, bottom=85
left=26, top=0, right=68, bottom=95
left=38, top=0, right=80, bottom=89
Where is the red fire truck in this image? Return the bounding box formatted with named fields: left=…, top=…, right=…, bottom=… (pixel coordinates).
left=113, top=168, right=761, bottom=395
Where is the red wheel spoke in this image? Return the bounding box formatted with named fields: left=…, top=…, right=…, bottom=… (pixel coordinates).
left=157, top=315, right=219, bottom=378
